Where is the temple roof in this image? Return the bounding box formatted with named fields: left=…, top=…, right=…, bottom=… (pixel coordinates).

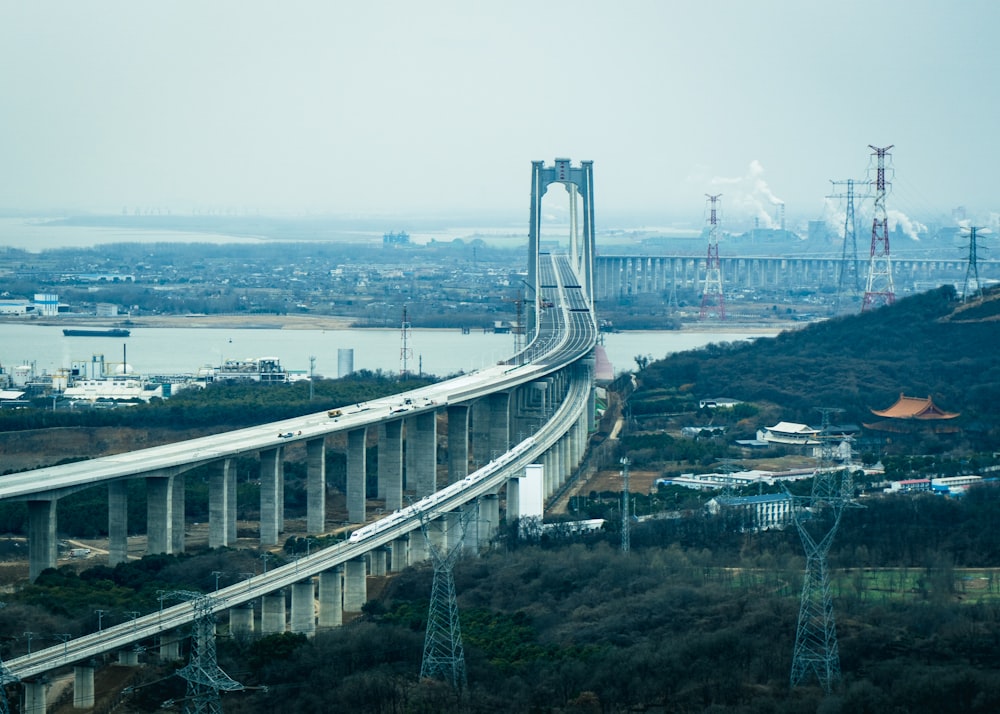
left=870, top=394, right=960, bottom=420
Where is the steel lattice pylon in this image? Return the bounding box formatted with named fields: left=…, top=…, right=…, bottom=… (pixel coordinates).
left=164, top=592, right=242, bottom=714
left=0, top=659, right=17, bottom=714
left=788, top=462, right=857, bottom=693
left=700, top=193, right=726, bottom=320
left=862, top=145, right=896, bottom=311
left=419, top=510, right=472, bottom=691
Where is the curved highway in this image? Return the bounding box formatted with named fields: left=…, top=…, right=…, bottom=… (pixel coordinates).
left=4, top=252, right=598, bottom=680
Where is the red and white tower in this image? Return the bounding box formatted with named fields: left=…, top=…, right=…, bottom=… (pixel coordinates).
left=862, top=145, right=895, bottom=311
left=700, top=193, right=726, bottom=320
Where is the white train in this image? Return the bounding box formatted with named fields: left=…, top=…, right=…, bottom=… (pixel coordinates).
left=348, top=437, right=537, bottom=543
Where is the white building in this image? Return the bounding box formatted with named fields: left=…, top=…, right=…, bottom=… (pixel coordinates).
left=759, top=421, right=821, bottom=445
left=33, top=293, right=59, bottom=316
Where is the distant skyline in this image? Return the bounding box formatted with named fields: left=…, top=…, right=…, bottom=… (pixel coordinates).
left=2, top=1, right=998, bottom=230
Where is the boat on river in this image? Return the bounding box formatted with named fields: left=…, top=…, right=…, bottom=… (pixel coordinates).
left=62, top=328, right=131, bottom=338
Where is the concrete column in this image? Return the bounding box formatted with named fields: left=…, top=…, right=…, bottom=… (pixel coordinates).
left=507, top=477, right=520, bottom=521
left=261, top=592, right=286, bottom=634
left=306, top=437, right=327, bottom=535
left=379, top=420, right=403, bottom=511
left=471, top=399, right=490, bottom=468
left=170, top=474, right=185, bottom=554
left=108, top=481, right=128, bottom=566
left=290, top=580, right=316, bottom=637
left=462, top=502, right=480, bottom=553
left=24, top=681, right=46, bottom=714
left=146, top=476, right=173, bottom=555
left=343, top=558, right=367, bottom=613
left=446, top=405, right=470, bottom=484
left=488, top=392, right=510, bottom=460
left=117, top=650, right=139, bottom=666
left=73, top=665, right=95, bottom=709
left=346, top=427, right=368, bottom=524
left=410, top=411, right=437, bottom=497
left=259, top=448, right=282, bottom=546
left=369, top=547, right=387, bottom=576
left=480, top=494, right=500, bottom=544
left=209, top=459, right=234, bottom=549
left=229, top=604, right=254, bottom=637
left=390, top=536, right=409, bottom=571
left=318, top=568, right=343, bottom=628
left=409, top=530, right=429, bottom=563
left=159, top=633, right=181, bottom=661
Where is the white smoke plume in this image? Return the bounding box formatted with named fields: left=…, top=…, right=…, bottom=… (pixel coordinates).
left=888, top=210, right=926, bottom=241
left=707, top=160, right=785, bottom=229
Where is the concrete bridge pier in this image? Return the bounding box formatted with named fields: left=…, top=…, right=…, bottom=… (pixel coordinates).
left=461, top=502, right=480, bottom=553
left=170, top=474, right=186, bottom=554
left=318, top=567, right=343, bottom=628
left=108, top=481, right=128, bottom=566
left=369, top=547, right=387, bottom=576
left=390, top=535, right=409, bottom=571
left=470, top=400, right=490, bottom=468
left=480, top=494, right=499, bottom=545
left=28, top=499, right=57, bottom=582
left=117, top=649, right=139, bottom=666
left=290, top=580, right=316, bottom=637
left=343, top=558, right=367, bottom=614
left=506, top=478, right=520, bottom=522
left=409, top=411, right=437, bottom=497
left=146, top=474, right=175, bottom=555
left=229, top=603, right=254, bottom=637
left=346, top=427, right=368, bottom=524
left=159, top=632, right=181, bottom=661
left=73, top=664, right=95, bottom=709
left=259, top=447, right=284, bottom=546
left=488, top=392, right=511, bottom=460
left=23, top=680, right=46, bottom=714
left=261, top=591, right=286, bottom=634
left=378, top=420, right=403, bottom=511
left=306, top=438, right=326, bottom=535
left=409, top=531, right=429, bottom=564
left=447, top=405, right=470, bottom=484
left=208, top=458, right=236, bottom=549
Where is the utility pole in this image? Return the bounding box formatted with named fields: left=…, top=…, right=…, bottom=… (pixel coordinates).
left=862, top=145, right=896, bottom=311
left=620, top=456, right=631, bottom=553
left=400, top=305, right=413, bottom=378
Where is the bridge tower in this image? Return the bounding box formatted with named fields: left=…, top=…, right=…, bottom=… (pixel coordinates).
left=419, top=510, right=473, bottom=691
left=528, top=159, right=596, bottom=337
left=862, top=145, right=896, bottom=311
left=700, top=194, right=726, bottom=320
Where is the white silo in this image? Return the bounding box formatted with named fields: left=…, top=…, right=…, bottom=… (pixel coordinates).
left=337, top=348, right=354, bottom=378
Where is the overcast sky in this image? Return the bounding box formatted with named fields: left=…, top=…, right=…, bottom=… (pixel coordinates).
left=1, top=1, right=997, bottom=227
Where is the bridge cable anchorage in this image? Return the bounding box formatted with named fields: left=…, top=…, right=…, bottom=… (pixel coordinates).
left=417, top=507, right=474, bottom=692
left=161, top=591, right=243, bottom=714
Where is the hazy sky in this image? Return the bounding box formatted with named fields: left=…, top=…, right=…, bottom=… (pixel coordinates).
left=2, top=1, right=998, bottom=227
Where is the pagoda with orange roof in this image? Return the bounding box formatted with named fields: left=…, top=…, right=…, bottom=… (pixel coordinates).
left=864, top=394, right=961, bottom=434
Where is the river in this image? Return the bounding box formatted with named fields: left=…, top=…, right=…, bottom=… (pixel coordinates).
left=0, top=324, right=776, bottom=381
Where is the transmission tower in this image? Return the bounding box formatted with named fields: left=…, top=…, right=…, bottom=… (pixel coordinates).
left=961, top=225, right=987, bottom=302
left=0, top=659, right=17, bottom=714
left=700, top=194, right=726, bottom=320
left=419, top=510, right=473, bottom=691
left=620, top=456, right=631, bottom=554
left=788, top=413, right=858, bottom=693
left=399, top=305, right=413, bottom=378
left=862, top=145, right=896, bottom=311
left=163, top=592, right=243, bottom=714
left=666, top=259, right=679, bottom=313
left=828, top=179, right=871, bottom=313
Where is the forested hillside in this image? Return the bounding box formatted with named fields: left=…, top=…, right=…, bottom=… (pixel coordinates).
left=635, top=285, right=1000, bottom=451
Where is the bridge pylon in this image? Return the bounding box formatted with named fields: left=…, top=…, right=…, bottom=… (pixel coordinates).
left=528, top=158, right=596, bottom=339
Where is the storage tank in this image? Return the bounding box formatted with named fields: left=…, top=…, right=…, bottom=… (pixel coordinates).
left=337, top=348, right=354, bottom=378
